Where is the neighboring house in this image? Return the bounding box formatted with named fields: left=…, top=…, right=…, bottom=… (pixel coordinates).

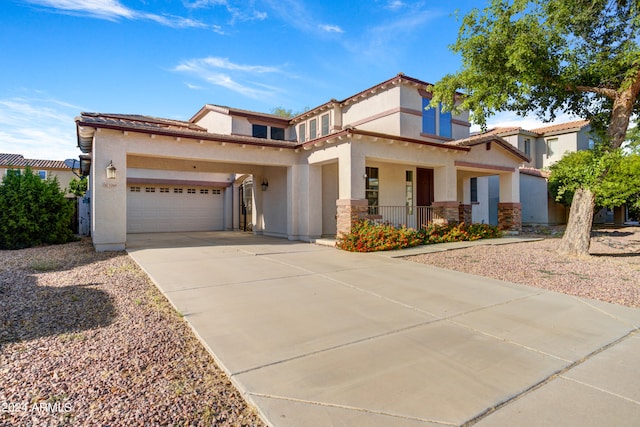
left=475, top=120, right=628, bottom=225
left=75, top=73, right=529, bottom=251
left=0, top=153, right=75, bottom=197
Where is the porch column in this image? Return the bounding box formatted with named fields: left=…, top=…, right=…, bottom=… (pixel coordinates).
left=432, top=163, right=459, bottom=224
left=335, top=146, right=367, bottom=235
left=498, top=170, right=522, bottom=232
left=252, top=171, right=265, bottom=234
left=91, top=132, right=127, bottom=251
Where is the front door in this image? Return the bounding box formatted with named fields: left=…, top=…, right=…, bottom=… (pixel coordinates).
left=416, top=168, right=435, bottom=227
left=416, top=168, right=434, bottom=206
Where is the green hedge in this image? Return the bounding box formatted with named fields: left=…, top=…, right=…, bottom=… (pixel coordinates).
left=0, top=167, right=76, bottom=249
left=336, top=220, right=502, bottom=252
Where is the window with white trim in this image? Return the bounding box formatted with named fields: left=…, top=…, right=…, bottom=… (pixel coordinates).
left=321, top=114, right=330, bottom=136
left=309, top=118, right=317, bottom=140
left=37, top=170, right=47, bottom=179
left=298, top=123, right=306, bottom=143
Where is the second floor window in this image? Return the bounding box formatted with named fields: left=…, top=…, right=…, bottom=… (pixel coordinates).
left=523, top=139, right=531, bottom=156
left=422, top=98, right=452, bottom=138
left=271, top=127, right=285, bottom=140
left=321, top=114, right=330, bottom=136
left=309, top=118, right=317, bottom=140
left=298, top=123, right=306, bottom=142
left=252, top=124, right=268, bottom=139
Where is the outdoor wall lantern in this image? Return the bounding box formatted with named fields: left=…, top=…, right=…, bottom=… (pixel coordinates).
left=106, top=160, right=117, bottom=179
left=261, top=179, right=269, bottom=191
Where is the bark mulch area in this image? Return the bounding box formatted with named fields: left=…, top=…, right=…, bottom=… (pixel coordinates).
left=0, top=238, right=265, bottom=427
left=407, top=226, right=640, bottom=308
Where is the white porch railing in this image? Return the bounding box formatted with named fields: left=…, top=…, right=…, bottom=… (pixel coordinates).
left=365, top=206, right=439, bottom=230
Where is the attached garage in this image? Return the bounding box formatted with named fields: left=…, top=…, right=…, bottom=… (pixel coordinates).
left=127, top=184, right=224, bottom=233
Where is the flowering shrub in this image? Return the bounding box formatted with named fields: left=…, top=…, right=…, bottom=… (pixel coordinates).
left=337, top=220, right=502, bottom=252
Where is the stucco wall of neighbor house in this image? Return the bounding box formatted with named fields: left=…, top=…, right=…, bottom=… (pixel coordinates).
left=194, top=109, right=232, bottom=134
left=542, top=132, right=578, bottom=168
left=1, top=167, right=76, bottom=197
left=576, top=127, right=593, bottom=151
left=520, top=173, right=549, bottom=225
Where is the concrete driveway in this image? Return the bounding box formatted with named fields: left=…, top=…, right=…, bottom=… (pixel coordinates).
left=127, top=232, right=640, bottom=426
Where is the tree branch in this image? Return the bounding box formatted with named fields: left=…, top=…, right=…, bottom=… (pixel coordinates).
left=573, top=85, right=618, bottom=99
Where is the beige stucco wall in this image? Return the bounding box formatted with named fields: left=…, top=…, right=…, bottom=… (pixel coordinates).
left=193, top=110, right=233, bottom=134
left=1, top=166, right=76, bottom=196
left=542, top=133, right=578, bottom=168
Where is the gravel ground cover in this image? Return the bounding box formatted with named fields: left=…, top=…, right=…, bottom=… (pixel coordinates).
left=0, top=239, right=265, bottom=427
left=407, top=226, right=640, bottom=308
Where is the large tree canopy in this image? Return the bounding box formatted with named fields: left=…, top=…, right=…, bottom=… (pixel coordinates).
left=431, top=0, right=640, bottom=256
left=432, top=0, right=640, bottom=148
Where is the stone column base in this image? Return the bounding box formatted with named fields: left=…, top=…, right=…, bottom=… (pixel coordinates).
left=432, top=201, right=460, bottom=225
left=336, top=199, right=369, bottom=236
left=498, top=202, right=522, bottom=232
left=458, top=204, right=472, bottom=224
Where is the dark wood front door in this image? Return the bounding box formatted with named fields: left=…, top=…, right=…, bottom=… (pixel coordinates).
left=416, top=168, right=434, bottom=206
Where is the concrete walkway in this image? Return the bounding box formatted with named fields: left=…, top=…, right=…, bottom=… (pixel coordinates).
left=127, top=232, right=640, bottom=427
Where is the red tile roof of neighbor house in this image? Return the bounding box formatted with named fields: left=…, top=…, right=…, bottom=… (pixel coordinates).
left=0, top=153, right=69, bottom=169
left=530, top=120, right=590, bottom=134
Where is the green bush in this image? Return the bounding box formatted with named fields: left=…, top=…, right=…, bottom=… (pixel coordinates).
left=337, top=220, right=502, bottom=252
left=0, top=167, right=76, bottom=249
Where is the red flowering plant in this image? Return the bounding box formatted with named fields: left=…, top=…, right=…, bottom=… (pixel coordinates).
left=337, top=220, right=502, bottom=252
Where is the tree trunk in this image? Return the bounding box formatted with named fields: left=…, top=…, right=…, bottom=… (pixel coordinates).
left=558, top=187, right=595, bottom=257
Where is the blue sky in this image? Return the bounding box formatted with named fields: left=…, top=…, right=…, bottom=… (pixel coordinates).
left=1, top=0, right=573, bottom=161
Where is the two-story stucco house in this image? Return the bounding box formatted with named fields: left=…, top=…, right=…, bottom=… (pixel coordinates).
left=472, top=120, right=629, bottom=226
left=0, top=153, right=75, bottom=197
left=75, top=74, right=529, bottom=251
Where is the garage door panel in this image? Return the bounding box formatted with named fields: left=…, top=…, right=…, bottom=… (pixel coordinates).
left=127, top=185, right=224, bottom=233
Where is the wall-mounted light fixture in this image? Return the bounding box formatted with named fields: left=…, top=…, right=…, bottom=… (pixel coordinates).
left=363, top=173, right=368, bottom=179
left=261, top=179, right=269, bottom=191
left=106, top=160, right=117, bottom=179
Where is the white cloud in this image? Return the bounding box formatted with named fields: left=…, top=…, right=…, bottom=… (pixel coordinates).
left=24, top=0, right=219, bottom=30
left=0, top=96, right=82, bottom=161
left=184, top=0, right=267, bottom=23
left=319, top=24, right=344, bottom=33
left=174, top=57, right=285, bottom=99
left=385, top=0, right=406, bottom=10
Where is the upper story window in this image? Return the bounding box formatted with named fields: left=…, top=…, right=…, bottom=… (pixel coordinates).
left=298, top=123, right=306, bottom=143
left=309, top=118, right=317, bottom=140
left=546, top=138, right=558, bottom=158
left=270, top=127, right=285, bottom=140
left=38, top=170, right=47, bottom=179
left=6, top=169, right=21, bottom=177
left=523, top=139, right=531, bottom=156
left=321, top=114, right=330, bottom=136
left=252, top=124, right=268, bottom=139
left=422, top=98, right=452, bottom=138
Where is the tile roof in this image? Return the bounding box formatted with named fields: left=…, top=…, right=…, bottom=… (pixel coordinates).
left=448, top=133, right=530, bottom=162
left=529, top=120, right=590, bottom=134
left=76, top=113, right=300, bottom=153
left=0, top=153, right=69, bottom=169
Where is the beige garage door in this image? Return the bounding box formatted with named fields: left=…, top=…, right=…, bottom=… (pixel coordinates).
left=127, top=185, right=224, bottom=233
